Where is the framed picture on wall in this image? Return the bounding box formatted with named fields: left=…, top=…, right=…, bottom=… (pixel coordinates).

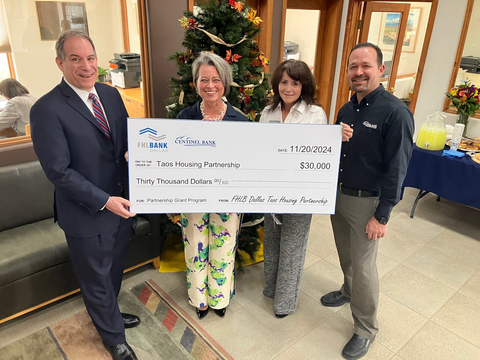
left=378, top=8, right=422, bottom=53
left=36, top=1, right=89, bottom=41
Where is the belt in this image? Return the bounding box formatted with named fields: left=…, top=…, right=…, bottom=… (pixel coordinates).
left=339, top=184, right=379, bottom=198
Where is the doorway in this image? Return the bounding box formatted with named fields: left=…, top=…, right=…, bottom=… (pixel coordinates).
left=280, top=0, right=343, bottom=121
left=335, top=0, right=437, bottom=117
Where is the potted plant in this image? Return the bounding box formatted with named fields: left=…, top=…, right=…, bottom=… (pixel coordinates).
left=97, top=67, right=108, bottom=82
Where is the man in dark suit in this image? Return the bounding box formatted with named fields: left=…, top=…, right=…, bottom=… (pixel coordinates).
left=31, top=30, right=139, bottom=360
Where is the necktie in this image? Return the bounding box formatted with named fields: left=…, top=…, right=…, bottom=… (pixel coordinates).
left=88, top=93, right=111, bottom=140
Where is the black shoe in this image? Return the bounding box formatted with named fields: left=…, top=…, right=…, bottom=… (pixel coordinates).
left=104, top=342, right=138, bottom=360
left=342, top=334, right=374, bottom=360
left=275, top=313, right=288, bottom=318
left=214, top=308, right=226, bottom=317
left=320, top=290, right=350, bottom=307
left=121, top=313, right=141, bottom=329
left=196, top=307, right=209, bottom=319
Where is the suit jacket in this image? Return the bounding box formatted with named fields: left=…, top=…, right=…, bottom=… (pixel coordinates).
left=30, top=80, right=129, bottom=238
left=176, top=100, right=249, bottom=121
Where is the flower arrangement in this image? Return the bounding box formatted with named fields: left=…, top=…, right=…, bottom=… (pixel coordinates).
left=446, top=80, right=480, bottom=136
left=446, top=80, right=480, bottom=116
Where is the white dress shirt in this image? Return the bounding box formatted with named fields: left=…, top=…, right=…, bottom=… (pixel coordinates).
left=0, top=94, right=37, bottom=135
left=259, top=100, right=327, bottom=124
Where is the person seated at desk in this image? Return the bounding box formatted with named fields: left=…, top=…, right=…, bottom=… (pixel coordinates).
left=0, top=78, right=37, bottom=137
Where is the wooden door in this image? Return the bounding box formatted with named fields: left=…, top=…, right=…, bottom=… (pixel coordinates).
left=360, top=2, right=410, bottom=93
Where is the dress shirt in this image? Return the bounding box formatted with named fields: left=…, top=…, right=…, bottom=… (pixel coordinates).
left=259, top=100, right=327, bottom=124
left=63, top=77, right=110, bottom=129
left=0, top=94, right=37, bottom=134
left=337, top=84, right=414, bottom=222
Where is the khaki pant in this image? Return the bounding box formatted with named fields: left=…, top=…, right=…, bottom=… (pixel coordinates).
left=330, top=190, right=379, bottom=340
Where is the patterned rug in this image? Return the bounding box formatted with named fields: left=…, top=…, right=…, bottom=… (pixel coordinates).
left=0, top=280, right=233, bottom=360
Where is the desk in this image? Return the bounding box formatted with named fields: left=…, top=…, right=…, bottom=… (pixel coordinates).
left=102, top=82, right=144, bottom=118
left=402, top=145, right=480, bottom=217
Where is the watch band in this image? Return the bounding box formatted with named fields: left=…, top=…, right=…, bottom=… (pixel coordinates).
left=375, top=214, right=388, bottom=225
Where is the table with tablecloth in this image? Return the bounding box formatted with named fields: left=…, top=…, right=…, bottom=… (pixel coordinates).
left=402, top=145, right=480, bottom=217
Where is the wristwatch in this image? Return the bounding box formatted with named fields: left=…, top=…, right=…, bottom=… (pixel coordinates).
left=375, top=214, right=388, bottom=225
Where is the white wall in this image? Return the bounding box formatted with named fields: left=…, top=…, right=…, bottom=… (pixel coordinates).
left=127, top=0, right=141, bottom=55
left=330, top=0, right=472, bottom=136
left=398, top=3, right=431, bottom=75
left=3, top=0, right=124, bottom=99
left=463, top=0, right=480, bottom=57
left=415, top=0, right=471, bottom=138
left=284, top=9, right=319, bottom=69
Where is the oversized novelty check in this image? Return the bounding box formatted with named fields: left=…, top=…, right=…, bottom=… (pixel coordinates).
left=127, top=118, right=342, bottom=214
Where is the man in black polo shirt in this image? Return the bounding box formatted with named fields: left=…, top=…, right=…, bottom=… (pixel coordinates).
left=321, top=43, right=414, bottom=360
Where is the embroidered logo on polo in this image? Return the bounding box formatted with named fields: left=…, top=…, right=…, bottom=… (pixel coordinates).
left=138, top=127, right=168, bottom=151
left=363, top=121, right=377, bottom=129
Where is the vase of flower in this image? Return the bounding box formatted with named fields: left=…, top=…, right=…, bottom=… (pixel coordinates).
left=446, top=80, right=480, bottom=137
left=457, top=113, right=470, bottom=136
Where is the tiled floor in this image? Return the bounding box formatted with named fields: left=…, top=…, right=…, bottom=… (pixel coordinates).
left=1, top=187, right=480, bottom=359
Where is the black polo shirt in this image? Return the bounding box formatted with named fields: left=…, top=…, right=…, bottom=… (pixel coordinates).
left=336, top=84, right=414, bottom=222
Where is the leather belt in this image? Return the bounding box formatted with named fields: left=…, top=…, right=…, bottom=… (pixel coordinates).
left=339, top=184, right=379, bottom=198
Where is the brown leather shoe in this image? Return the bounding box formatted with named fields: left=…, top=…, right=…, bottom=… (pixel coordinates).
left=320, top=290, right=350, bottom=307
left=104, top=342, right=138, bottom=360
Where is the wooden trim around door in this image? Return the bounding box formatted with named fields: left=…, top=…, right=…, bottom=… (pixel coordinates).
left=138, top=0, right=151, bottom=117
left=279, top=0, right=288, bottom=65
left=335, top=0, right=438, bottom=118
left=120, top=0, right=130, bottom=52
left=334, top=0, right=362, bottom=120
left=246, top=0, right=274, bottom=73
left=317, top=0, right=344, bottom=119
left=443, top=0, right=474, bottom=116
left=386, top=3, right=410, bottom=92
left=7, top=53, right=15, bottom=79
left=409, top=0, right=438, bottom=113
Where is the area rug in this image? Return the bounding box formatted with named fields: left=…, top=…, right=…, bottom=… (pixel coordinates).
left=0, top=280, right=233, bottom=360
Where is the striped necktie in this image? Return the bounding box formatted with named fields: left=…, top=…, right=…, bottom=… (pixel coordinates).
left=88, top=93, right=111, bottom=140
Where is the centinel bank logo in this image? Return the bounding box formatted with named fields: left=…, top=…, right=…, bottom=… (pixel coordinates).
left=138, top=127, right=168, bottom=151
left=175, top=135, right=216, bottom=147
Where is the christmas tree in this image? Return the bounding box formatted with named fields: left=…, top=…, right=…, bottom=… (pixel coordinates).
left=165, top=0, right=271, bottom=266
left=165, top=0, right=272, bottom=121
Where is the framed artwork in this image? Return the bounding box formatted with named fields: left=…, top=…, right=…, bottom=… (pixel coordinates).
left=379, top=8, right=422, bottom=53
left=36, top=1, right=89, bottom=41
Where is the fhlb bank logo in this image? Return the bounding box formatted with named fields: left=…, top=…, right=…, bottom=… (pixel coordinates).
left=138, top=127, right=168, bottom=152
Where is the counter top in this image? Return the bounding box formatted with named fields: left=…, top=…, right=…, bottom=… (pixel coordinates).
left=102, top=82, right=143, bottom=102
